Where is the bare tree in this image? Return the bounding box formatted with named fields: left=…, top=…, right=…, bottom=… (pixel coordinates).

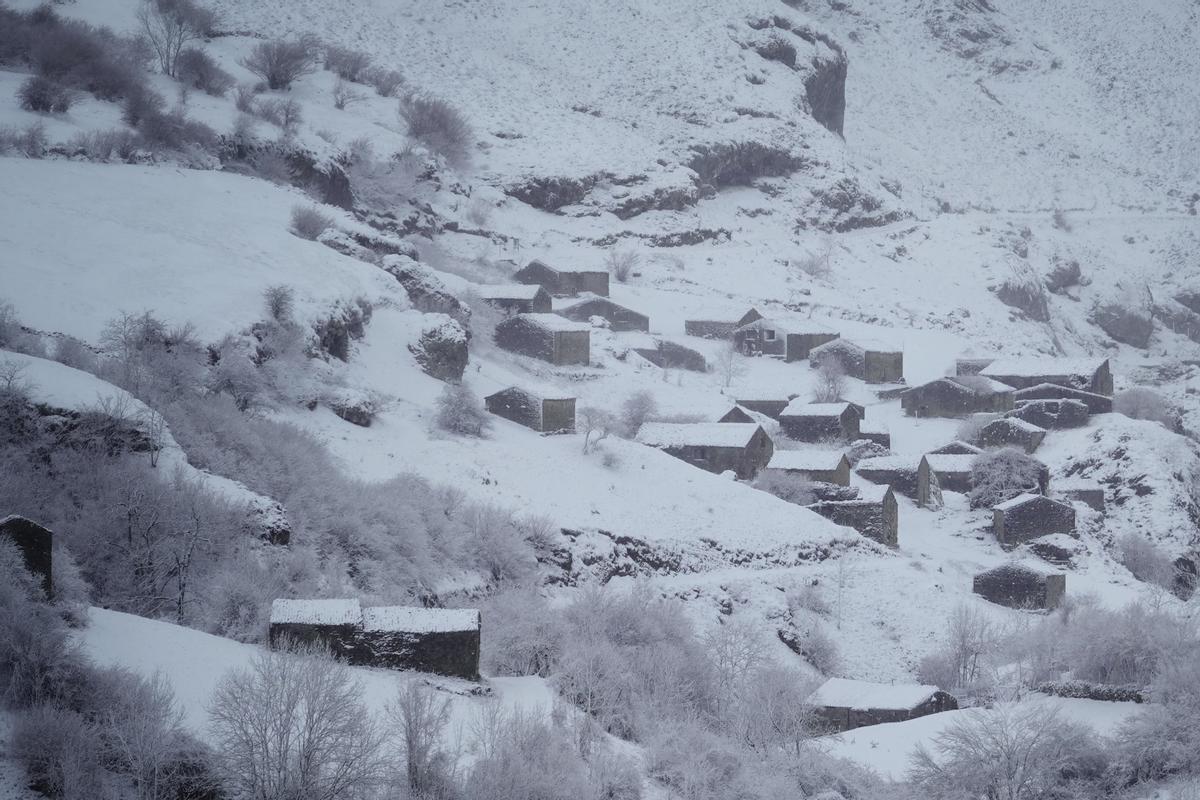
left=704, top=619, right=768, bottom=724
left=100, top=670, right=189, bottom=800
left=208, top=646, right=385, bottom=800
left=579, top=407, right=615, bottom=454
left=332, top=80, right=366, bottom=110
left=811, top=359, right=846, bottom=403
left=389, top=682, right=456, bottom=798
left=137, top=0, right=212, bottom=77
left=715, top=341, right=743, bottom=389
left=604, top=248, right=641, bottom=283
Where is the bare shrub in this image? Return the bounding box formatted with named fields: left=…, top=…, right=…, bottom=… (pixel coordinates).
left=121, top=87, right=166, bottom=127
left=137, top=108, right=219, bottom=153
left=176, top=46, right=234, bottom=96
left=955, top=412, right=998, bottom=444
left=794, top=244, right=832, bottom=279
left=67, top=128, right=139, bottom=161
left=255, top=97, right=302, bottom=132
left=435, top=382, right=491, bottom=437
left=605, top=248, right=641, bottom=283
left=579, top=407, right=616, bottom=454
left=0, top=121, right=48, bottom=157
left=619, top=390, right=657, bottom=438
left=464, top=708, right=592, bottom=800
left=137, top=0, right=215, bottom=77
left=290, top=204, right=334, bottom=240
left=481, top=588, right=563, bottom=677
left=794, top=625, right=840, bottom=674
left=18, top=76, right=74, bottom=112
left=52, top=337, right=97, bottom=372
left=968, top=447, right=1044, bottom=509
left=714, top=340, right=744, bottom=388
left=233, top=84, right=256, bottom=113
left=1114, top=387, right=1177, bottom=429
left=753, top=471, right=817, bottom=506
left=399, top=91, right=472, bottom=165
left=918, top=604, right=996, bottom=692
left=208, top=647, right=384, bottom=800
left=389, top=682, right=455, bottom=798
left=361, top=65, right=404, bottom=97
left=242, top=37, right=320, bottom=91
left=263, top=285, right=295, bottom=323
left=1117, top=533, right=1175, bottom=589
left=811, top=359, right=846, bottom=402
left=332, top=79, right=365, bottom=110
left=323, top=45, right=372, bottom=82
left=29, top=18, right=146, bottom=102
left=12, top=707, right=107, bottom=798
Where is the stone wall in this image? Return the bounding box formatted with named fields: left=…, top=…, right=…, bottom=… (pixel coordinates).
left=1009, top=399, right=1089, bottom=429
left=808, top=495, right=897, bottom=547
left=994, top=497, right=1076, bottom=547
left=973, top=564, right=1065, bottom=610
left=355, top=629, right=480, bottom=681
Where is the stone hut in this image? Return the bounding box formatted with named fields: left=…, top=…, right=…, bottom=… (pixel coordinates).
left=973, top=564, right=1066, bottom=610
left=992, top=494, right=1076, bottom=548
left=514, top=259, right=609, bottom=297
left=857, top=421, right=891, bottom=449
left=809, top=339, right=904, bottom=383
left=684, top=308, right=763, bottom=339
left=955, top=357, right=995, bottom=377
left=856, top=456, right=920, bottom=499
left=1008, top=398, right=1089, bottom=430
left=734, top=398, right=794, bottom=420
left=808, top=484, right=898, bottom=547
left=0, top=515, right=52, bottom=597
left=977, top=418, right=1047, bottom=454
left=778, top=400, right=862, bottom=442
left=917, top=454, right=976, bottom=507
left=928, top=440, right=983, bottom=456
left=981, top=357, right=1113, bottom=396
left=268, top=599, right=481, bottom=681
left=636, top=422, right=773, bottom=480
left=1057, top=482, right=1106, bottom=515
left=809, top=678, right=958, bottom=733
left=557, top=295, right=649, bottom=332
left=477, top=284, right=553, bottom=315
left=632, top=338, right=707, bottom=371
left=718, top=405, right=756, bottom=424
left=901, top=376, right=1015, bottom=418
left=1013, top=383, right=1113, bottom=414
left=494, top=313, right=590, bottom=366
left=734, top=318, right=839, bottom=362
left=765, top=450, right=851, bottom=486
left=484, top=387, right=576, bottom=433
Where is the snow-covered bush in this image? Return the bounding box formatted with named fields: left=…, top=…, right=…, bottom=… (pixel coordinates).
left=332, top=79, right=365, bottom=110
left=121, top=86, right=165, bottom=127
left=177, top=46, right=234, bottom=96
left=917, top=604, right=996, bottom=693
left=1044, top=259, right=1082, bottom=294
left=0, top=121, right=48, bottom=158
left=12, top=707, right=107, bottom=797
left=255, top=97, right=303, bottom=132
left=241, top=37, right=320, bottom=90
left=323, top=44, right=372, bottom=82
left=686, top=141, right=806, bottom=188
left=605, top=248, right=641, bottom=283
left=481, top=588, right=564, bottom=677
left=753, top=471, right=818, bottom=506
left=27, top=15, right=147, bottom=102
left=463, top=709, right=594, bottom=800
left=1114, top=387, right=1177, bottom=429
left=995, top=275, right=1050, bottom=322
left=137, top=107, right=218, bottom=153
left=1117, top=532, right=1176, bottom=588
left=361, top=64, right=404, bottom=97
left=410, top=317, right=469, bottom=381
left=968, top=447, right=1044, bottom=509
left=810, top=359, right=846, bottom=403
left=435, top=382, right=491, bottom=437
left=399, top=91, right=473, bottom=164
left=290, top=204, right=334, bottom=240
left=619, top=390, right=657, bottom=437
left=65, top=128, right=139, bottom=162
left=17, top=76, right=73, bottom=113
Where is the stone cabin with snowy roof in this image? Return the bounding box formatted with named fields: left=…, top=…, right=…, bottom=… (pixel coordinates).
left=955, top=357, right=996, bottom=377
left=857, top=420, right=891, bottom=449
left=901, top=376, right=1015, bottom=418
left=764, top=450, right=851, bottom=486
left=809, top=339, right=904, bottom=384
left=514, top=259, right=609, bottom=297
left=977, top=418, right=1047, bottom=454
left=733, top=318, right=839, bottom=362
left=684, top=308, right=762, bottom=339
left=778, top=400, right=862, bottom=442
left=1057, top=482, right=1106, bottom=515
left=917, top=454, right=976, bottom=508
left=992, top=494, right=1076, bottom=548
left=718, top=405, right=755, bottom=424
left=809, top=678, right=958, bottom=733
left=856, top=456, right=920, bottom=499
left=636, top=422, right=773, bottom=480
left=981, top=357, right=1113, bottom=396
left=928, top=440, right=983, bottom=456
left=1013, top=383, right=1113, bottom=414
left=632, top=338, right=708, bottom=372
left=1008, top=398, right=1089, bottom=430
left=0, top=515, right=52, bottom=598
left=973, top=564, right=1066, bottom=610
left=484, top=387, right=576, bottom=433
left=734, top=398, right=795, bottom=420
left=557, top=295, right=649, bottom=332
left=494, top=313, right=590, bottom=366
left=478, top=284, right=553, bottom=315
left=808, top=484, right=898, bottom=547
left=269, top=599, right=481, bottom=680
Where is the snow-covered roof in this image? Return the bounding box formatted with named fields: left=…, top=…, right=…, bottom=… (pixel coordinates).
left=992, top=492, right=1045, bottom=511
left=558, top=294, right=638, bottom=312
left=929, top=440, right=982, bottom=455
left=856, top=456, right=916, bottom=472
left=362, top=606, right=480, bottom=633
left=485, top=385, right=575, bottom=403
left=986, top=417, right=1046, bottom=434
left=811, top=338, right=864, bottom=355
left=859, top=420, right=889, bottom=435
left=947, top=375, right=1018, bottom=394
left=478, top=283, right=544, bottom=300
left=636, top=422, right=763, bottom=449
left=853, top=483, right=893, bottom=503
left=738, top=317, right=837, bottom=336
left=511, top=313, right=590, bottom=332
left=1014, top=382, right=1109, bottom=399
left=767, top=451, right=848, bottom=472
left=270, top=598, right=362, bottom=626
left=923, top=454, right=977, bottom=473
left=780, top=400, right=854, bottom=417
left=982, top=357, right=1107, bottom=379
left=809, top=677, right=942, bottom=711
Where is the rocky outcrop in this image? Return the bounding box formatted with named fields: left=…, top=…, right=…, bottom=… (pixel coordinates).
left=804, top=54, right=848, bottom=136
left=1090, top=301, right=1154, bottom=348
left=312, top=299, right=373, bottom=361
left=382, top=256, right=471, bottom=326
left=505, top=174, right=607, bottom=212
left=409, top=317, right=469, bottom=381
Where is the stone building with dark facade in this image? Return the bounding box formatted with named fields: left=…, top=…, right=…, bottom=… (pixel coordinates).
left=0, top=515, right=52, bottom=597
left=764, top=450, right=851, bottom=486
left=901, top=376, right=1015, bottom=418
left=809, top=339, right=904, bottom=383
left=478, top=284, right=553, bottom=315
left=484, top=387, right=576, bottom=433
left=856, top=456, right=920, bottom=499
left=1057, top=482, right=1106, bottom=515
left=684, top=308, right=762, bottom=339
left=268, top=599, right=481, bottom=681
left=981, top=357, right=1113, bottom=396
left=807, top=484, right=898, bottom=547
left=631, top=338, right=708, bottom=371
left=733, top=318, right=840, bottom=362
left=977, top=418, right=1048, bottom=453
left=809, top=678, right=958, bottom=733
left=778, top=400, right=862, bottom=441
left=514, top=259, right=609, bottom=297
left=1008, top=398, right=1089, bottom=430
left=973, top=564, right=1066, bottom=610
left=917, top=454, right=976, bottom=507
left=557, top=296, right=649, bottom=332
left=955, top=357, right=996, bottom=377
left=734, top=398, right=794, bottom=420
left=992, top=494, right=1076, bottom=548
left=928, top=440, right=983, bottom=456
left=494, top=314, right=590, bottom=366
left=1013, top=383, right=1113, bottom=414
left=636, top=422, right=773, bottom=480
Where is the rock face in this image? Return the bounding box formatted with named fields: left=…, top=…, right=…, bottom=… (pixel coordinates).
left=1090, top=301, right=1154, bottom=348
left=805, top=53, right=848, bottom=136
left=382, top=256, right=471, bottom=326
left=410, top=317, right=469, bottom=381
left=0, top=516, right=53, bottom=597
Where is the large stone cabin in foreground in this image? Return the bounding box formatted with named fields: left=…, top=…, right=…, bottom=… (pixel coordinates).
left=901, top=376, right=1015, bottom=417
left=778, top=400, right=862, bottom=441
left=484, top=387, right=576, bottom=433
left=809, top=678, right=958, bottom=733
left=973, top=564, right=1066, bottom=610
left=0, top=515, right=52, bottom=597
left=764, top=450, right=851, bottom=486
left=494, top=313, right=590, bottom=366
left=514, top=259, right=609, bottom=297
left=269, top=598, right=481, bottom=681
left=636, top=422, right=773, bottom=480
left=808, top=484, right=898, bottom=547
left=992, top=493, right=1076, bottom=548
left=733, top=318, right=839, bottom=362
left=981, top=356, right=1113, bottom=396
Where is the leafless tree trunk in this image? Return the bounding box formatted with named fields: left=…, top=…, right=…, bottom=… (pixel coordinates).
left=811, top=360, right=846, bottom=403
left=389, top=682, right=455, bottom=798
left=137, top=0, right=203, bottom=77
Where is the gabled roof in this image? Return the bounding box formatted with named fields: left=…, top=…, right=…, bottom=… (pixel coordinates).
left=636, top=422, right=764, bottom=449
left=922, top=454, right=977, bottom=473
left=780, top=400, right=856, bottom=417
left=983, top=417, right=1047, bottom=435
left=809, top=677, right=942, bottom=711
left=928, top=440, right=982, bottom=455
left=478, top=283, right=546, bottom=301
left=521, top=259, right=605, bottom=277
left=993, top=492, right=1068, bottom=512
left=362, top=606, right=479, bottom=633
left=1013, top=382, right=1110, bottom=400
left=558, top=294, right=642, bottom=314
left=270, top=598, right=362, bottom=626
left=485, top=385, right=575, bottom=403
left=767, top=450, right=848, bottom=472
left=736, top=317, right=838, bottom=336
left=502, top=313, right=590, bottom=333
left=982, top=357, right=1107, bottom=379
left=856, top=456, right=917, bottom=472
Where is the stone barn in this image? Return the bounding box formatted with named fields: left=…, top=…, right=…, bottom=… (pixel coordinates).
left=484, top=387, right=576, bottom=433
left=557, top=295, right=649, bottom=332
left=808, top=484, right=898, bottom=547
left=1009, top=398, right=1089, bottom=430
left=856, top=456, right=920, bottom=499
left=764, top=450, right=851, bottom=485
left=955, top=357, right=995, bottom=376
left=1013, top=383, right=1113, bottom=414
left=0, top=515, right=52, bottom=597
left=494, top=314, right=590, bottom=366
left=809, top=678, right=958, bottom=733
left=858, top=421, right=891, bottom=449
left=928, top=440, right=983, bottom=456
left=1057, top=482, right=1106, bottom=515
left=514, top=259, right=609, bottom=297
left=734, top=318, right=839, bottom=362
left=977, top=418, right=1047, bottom=453
left=973, top=564, right=1066, bottom=610
left=718, top=405, right=756, bottom=424
left=684, top=308, right=762, bottom=339
left=269, top=599, right=481, bottom=680
left=981, top=357, right=1113, bottom=396
left=901, top=376, right=1015, bottom=418
left=632, top=338, right=707, bottom=371
left=917, top=454, right=976, bottom=507
left=636, top=422, right=773, bottom=480
left=809, top=339, right=904, bottom=383
left=735, top=398, right=794, bottom=420
left=778, top=401, right=862, bottom=442
left=477, top=284, right=553, bottom=315
left=992, top=494, right=1076, bottom=548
